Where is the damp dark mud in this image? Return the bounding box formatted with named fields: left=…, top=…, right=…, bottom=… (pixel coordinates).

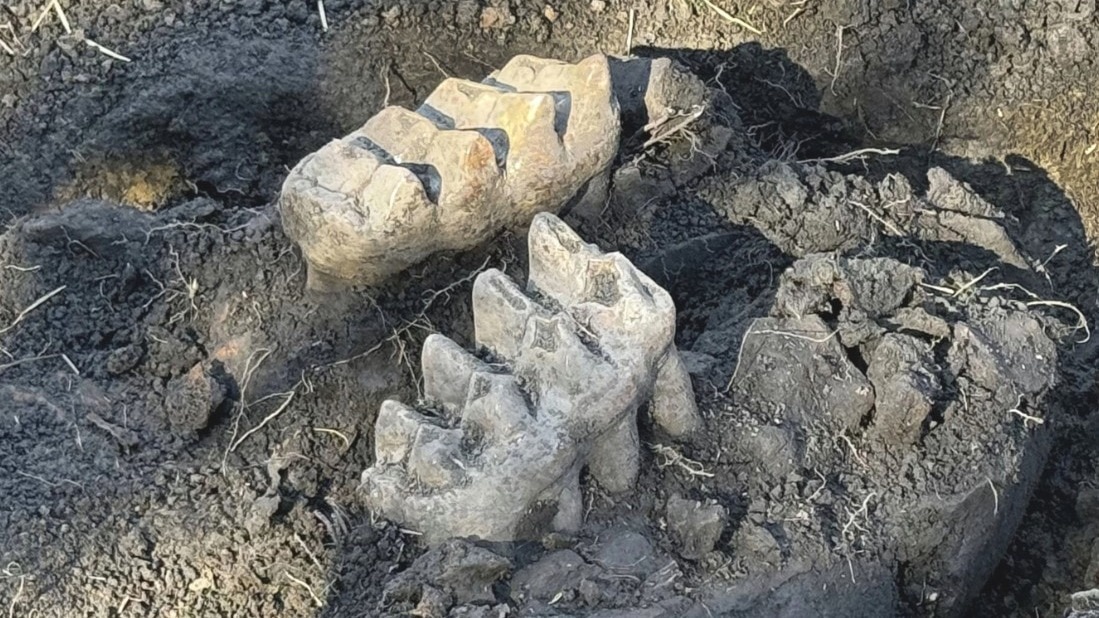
left=2, top=1, right=1098, bottom=617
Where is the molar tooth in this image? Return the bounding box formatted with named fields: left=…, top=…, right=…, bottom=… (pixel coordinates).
left=281, top=55, right=619, bottom=288
left=361, top=213, right=701, bottom=544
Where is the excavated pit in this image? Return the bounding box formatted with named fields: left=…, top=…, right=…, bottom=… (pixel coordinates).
left=2, top=2, right=1099, bottom=617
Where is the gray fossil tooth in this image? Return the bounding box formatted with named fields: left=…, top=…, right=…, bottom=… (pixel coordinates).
left=361, top=213, right=700, bottom=544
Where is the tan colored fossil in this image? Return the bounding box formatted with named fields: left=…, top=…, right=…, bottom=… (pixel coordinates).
left=279, top=54, right=620, bottom=289
left=361, top=213, right=700, bottom=543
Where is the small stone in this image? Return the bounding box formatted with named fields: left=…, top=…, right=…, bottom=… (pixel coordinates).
left=579, top=578, right=601, bottom=606
left=455, top=0, right=480, bottom=25
left=164, top=361, right=228, bottom=433
left=590, top=0, right=606, bottom=12
left=381, top=5, right=401, bottom=22
left=246, top=493, right=280, bottom=535
left=511, top=550, right=594, bottom=601
left=592, top=529, right=662, bottom=577
left=1071, top=589, right=1099, bottom=612
left=666, top=495, right=726, bottom=560
left=543, top=4, right=559, bottom=21
left=413, top=585, right=448, bottom=618
left=731, top=523, right=782, bottom=568
left=384, top=540, right=511, bottom=607
left=107, top=343, right=144, bottom=375
left=187, top=569, right=214, bottom=593
left=479, top=5, right=512, bottom=29
left=1077, top=487, right=1099, bottom=521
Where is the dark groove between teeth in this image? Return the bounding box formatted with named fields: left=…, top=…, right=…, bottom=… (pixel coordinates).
left=348, top=135, right=442, bottom=205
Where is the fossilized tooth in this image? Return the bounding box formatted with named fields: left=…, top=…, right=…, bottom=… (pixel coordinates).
left=279, top=54, right=620, bottom=290
left=361, top=213, right=701, bottom=544
left=490, top=54, right=620, bottom=174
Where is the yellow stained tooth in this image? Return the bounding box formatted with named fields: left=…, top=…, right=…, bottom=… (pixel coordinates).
left=280, top=54, right=619, bottom=289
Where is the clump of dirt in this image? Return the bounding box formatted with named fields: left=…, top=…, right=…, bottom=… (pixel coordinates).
left=2, top=1, right=1099, bottom=617
left=56, top=154, right=185, bottom=211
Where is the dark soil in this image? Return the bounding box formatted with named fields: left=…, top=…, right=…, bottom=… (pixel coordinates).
left=2, top=1, right=1098, bottom=617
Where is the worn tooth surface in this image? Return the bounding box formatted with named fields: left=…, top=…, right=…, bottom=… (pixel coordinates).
left=526, top=210, right=600, bottom=304
left=358, top=106, right=438, bottom=160
left=407, top=424, right=465, bottom=489
left=362, top=106, right=505, bottom=217
left=422, top=334, right=487, bottom=418
left=419, top=79, right=508, bottom=128
left=360, top=213, right=700, bottom=544
left=280, top=54, right=621, bottom=289
left=493, top=54, right=619, bottom=170
left=424, top=80, right=569, bottom=215
left=460, top=371, right=531, bottom=441
left=280, top=140, right=436, bottom=286
left=373, top=400, right=432, bottom=465
left=472, top=268, right=547, bottom=363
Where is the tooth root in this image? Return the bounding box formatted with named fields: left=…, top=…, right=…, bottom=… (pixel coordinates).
left=373, top=400, right=431, bottom=465
left=586, top=413, right=640, bottom=494
left=650, top=350, right=702, bottom=437
left=461, top=371, right=531, bottom=439
left=550, top=472, right=583, bottom=534
left=408, top=425, right=465, bottom=489
left=473, top=269, right=544, bottom=361
left=422, top=334, right=487, bottom=417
